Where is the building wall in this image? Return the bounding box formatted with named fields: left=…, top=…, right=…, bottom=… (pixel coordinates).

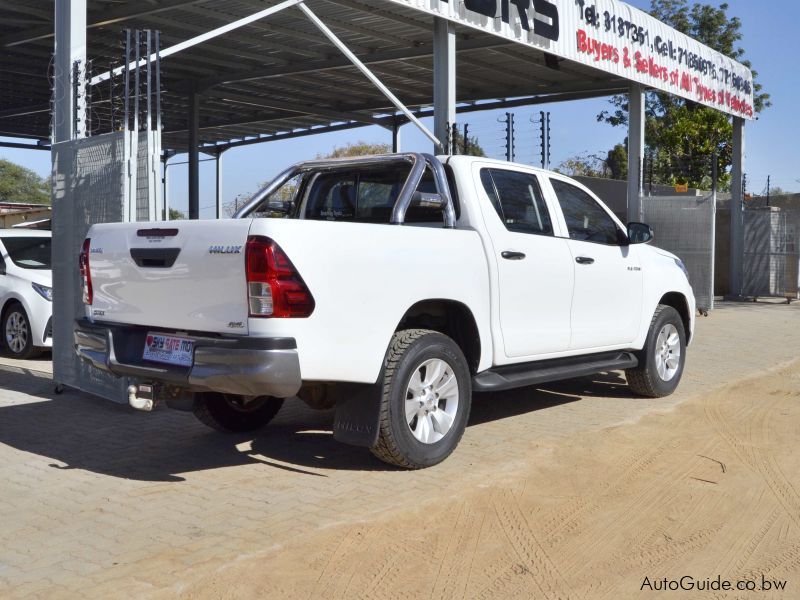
left=0, top=207, right=52, bottom=228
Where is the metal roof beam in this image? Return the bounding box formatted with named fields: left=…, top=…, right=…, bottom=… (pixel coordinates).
left=195, top=36, right=510, bottom=89
left=0, top=102, right=50, bottom=120
left=141, top=14, right=305, bottom=64
left=0, top=140, right=50, bottom=150
left=319, top=0, right=431, bottom=32
left=2, top=0, right=209, bottom=47
left=176, top=5, right=330, bottom=58
left=204, top=88, right=628, bottom=152
left=90, top=0, right=304, bottom=85
left=202, top=90, right=384, bottom=125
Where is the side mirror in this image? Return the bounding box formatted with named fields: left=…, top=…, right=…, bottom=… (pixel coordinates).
left=627, top=222, right=654, bottom=244
left=410, top=191, right=444, bottom=210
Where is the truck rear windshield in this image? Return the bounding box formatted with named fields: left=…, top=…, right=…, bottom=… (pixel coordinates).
left=249, top=164, right=449, bottom=224
left=1, top=237, right=51, bottom=270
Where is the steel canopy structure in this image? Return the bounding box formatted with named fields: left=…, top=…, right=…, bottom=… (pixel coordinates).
left=2, top=0, right=649, bottom=151
left=1, top=0, right=752, bottom=295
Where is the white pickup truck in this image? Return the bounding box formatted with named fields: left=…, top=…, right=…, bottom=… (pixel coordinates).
left=75, top=153, right=695, bottom=468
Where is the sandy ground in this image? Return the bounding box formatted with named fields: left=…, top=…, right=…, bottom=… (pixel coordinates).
left=161, top=360, right=800, bottom=600
left=1, top=302, right=799, bottom=599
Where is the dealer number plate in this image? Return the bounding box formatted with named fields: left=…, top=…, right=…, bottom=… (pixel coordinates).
left=143, top=332, right=194, bottom=367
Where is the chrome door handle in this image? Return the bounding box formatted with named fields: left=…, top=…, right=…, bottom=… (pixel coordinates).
left=501, top=251, right=526, bottom=261
left=575, top=256, right=595, bottom=265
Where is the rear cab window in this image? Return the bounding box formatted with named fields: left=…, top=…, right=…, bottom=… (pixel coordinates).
left=248, top=164, right=454, bottom=225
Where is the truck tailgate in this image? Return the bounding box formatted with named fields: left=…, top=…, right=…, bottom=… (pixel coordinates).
left=87, top=219, right=253, bottom=334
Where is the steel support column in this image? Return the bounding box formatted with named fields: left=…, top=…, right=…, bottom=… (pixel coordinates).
left=433, top=18, right=455, bottom=155
left=729, top=117, right=746, bottom=299
left=53, top=0, right=87, bottom=143
left=392, top=119, right=401, bottom=153
left=627, top=83, right=645, bottom=223
left=188, top=91, right=200, bottom=220
left=215, top=149, right=224, bottom=219
left=162, top=155, right=170, bottom=220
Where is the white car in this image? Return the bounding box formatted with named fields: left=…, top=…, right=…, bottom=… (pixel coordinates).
left=0, top=230, right=53, bottom=359
left=76, top=154, right=695, bottom=468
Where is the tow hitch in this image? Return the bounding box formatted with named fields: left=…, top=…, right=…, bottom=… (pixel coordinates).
left=127, top=383, right=155, bottom=411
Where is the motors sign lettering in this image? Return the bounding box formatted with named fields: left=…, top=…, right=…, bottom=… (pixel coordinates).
left=390, top=0, right=754, bottom=119
left=461, top=0, right=560, bottom=40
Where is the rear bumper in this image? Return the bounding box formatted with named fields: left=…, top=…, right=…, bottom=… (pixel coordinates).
left=74, top=319, right=301, bottom=398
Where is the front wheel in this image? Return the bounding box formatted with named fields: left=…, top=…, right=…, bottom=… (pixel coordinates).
left=192, top=393, right=284, bottom=432
left=2, top=302, right=37, bottom=360
left=626, top=305, right=687, bottom=398
left=371, top=329, right=472, bottom=469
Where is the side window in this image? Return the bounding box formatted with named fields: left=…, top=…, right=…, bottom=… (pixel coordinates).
left=550, top=179, right=621, bottom=245
left=479, top=168, right=553, bottom=236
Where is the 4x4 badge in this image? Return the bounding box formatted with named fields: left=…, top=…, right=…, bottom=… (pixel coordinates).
left=209, top=245, right=242, bottom=254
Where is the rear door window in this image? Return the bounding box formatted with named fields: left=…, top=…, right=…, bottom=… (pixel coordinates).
left=480, top=168, right=553, bottom=236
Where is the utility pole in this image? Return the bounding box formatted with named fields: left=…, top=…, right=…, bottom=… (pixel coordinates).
left=463, top=123, right=470, bottom=155
left=766, top=175, right=771, bottom=205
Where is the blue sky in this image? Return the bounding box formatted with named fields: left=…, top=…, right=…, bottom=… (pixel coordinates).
left=1, top=0, right=797, bottom=216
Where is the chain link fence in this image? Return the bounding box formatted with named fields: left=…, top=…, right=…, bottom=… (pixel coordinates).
left=742, top=208, right=800, bottom=301
left=52, top=132, right=130, bottom=402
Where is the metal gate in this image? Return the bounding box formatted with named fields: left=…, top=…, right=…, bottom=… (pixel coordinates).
left=641, top=194, right=716, bottom=312
left=742, top=208, right=800, bottom=300
left=52, top=129, right=162, bottom=403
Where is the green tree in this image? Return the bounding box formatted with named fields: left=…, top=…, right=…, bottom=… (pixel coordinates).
left=597, top=0, right=770, bottom=190
left=557, top=153, right=606, bottom=178
left=168, top=208, right=185, bottom=220
left=0, top=159, right=49, bottom=204
left=557, top=144, right=628, bottom=180
left=317, top=141, right=391, bottom=159
left=452, top=128, right=487, bottom=157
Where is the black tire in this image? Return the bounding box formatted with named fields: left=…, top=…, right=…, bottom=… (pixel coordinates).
left=626, top=304, right=687, bottom=398
left=2, top=302, right=38, bottom=360
left=371, top=329, right=471, bottom=469
left=192, top=393, right=284, bottom=433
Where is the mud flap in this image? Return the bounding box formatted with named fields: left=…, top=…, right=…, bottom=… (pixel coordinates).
left=333, top=383, right=382, bottom=448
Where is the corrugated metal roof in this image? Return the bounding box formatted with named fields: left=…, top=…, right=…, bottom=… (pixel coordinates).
left=0, top=0, right=631, bottom=150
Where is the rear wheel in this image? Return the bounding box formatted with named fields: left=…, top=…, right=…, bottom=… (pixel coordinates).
left=371, top=329, right=471, bottom=469
left=626, top=305, right=686, bottom=398
left=192, top=393, right=284, bottom=432
left=2, top=302, right=37, bottom=360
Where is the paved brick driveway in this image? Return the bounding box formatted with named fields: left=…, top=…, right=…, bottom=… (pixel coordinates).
left=0, top=301, right=798, bottom=598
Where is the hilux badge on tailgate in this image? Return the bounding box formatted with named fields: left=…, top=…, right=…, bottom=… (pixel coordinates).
left=208, top=245, right=242, bottom=254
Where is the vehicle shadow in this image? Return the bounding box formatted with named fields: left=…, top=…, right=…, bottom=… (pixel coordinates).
left=0, top=367, right=633, bottom=481
left=469, top=370, right=635, bottom=425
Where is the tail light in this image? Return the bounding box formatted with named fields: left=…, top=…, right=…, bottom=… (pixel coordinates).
left=245, top=236, right=315, bottom=318
left=79, top=238, right=93, bottom=305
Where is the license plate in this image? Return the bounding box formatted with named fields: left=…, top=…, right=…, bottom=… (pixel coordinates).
left=143, top=332, right=194, bottom=367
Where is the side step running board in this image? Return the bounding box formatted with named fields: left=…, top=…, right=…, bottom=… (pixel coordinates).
left=472, top=351, right=638, bottom=393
